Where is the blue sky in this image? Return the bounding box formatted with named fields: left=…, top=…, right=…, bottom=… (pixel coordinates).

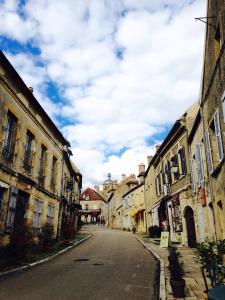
left=0, top=0, right=205, bottom=186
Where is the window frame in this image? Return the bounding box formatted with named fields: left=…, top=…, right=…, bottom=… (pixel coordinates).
left=33, top=199, right=43, bottom=234
left=47, top=204, right=54, bottom=225
left=2, top=111, right=17, bottom=162
left=23, top=130, right=34, bottom=172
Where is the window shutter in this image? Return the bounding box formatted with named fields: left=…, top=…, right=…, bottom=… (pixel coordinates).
left=214, top=111, right=224, bottom=162
left=204, top=129, right=214, bottom=174
left=5, top=186, right=18, bottom=232
left=190, top=158, right=195, bottom=192
left=195, top=144, right=204, bottom=186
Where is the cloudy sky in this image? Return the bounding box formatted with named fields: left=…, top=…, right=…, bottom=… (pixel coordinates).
left=0, top=0, right=206, bottom=187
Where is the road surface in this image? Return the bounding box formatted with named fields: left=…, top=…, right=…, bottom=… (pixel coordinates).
left=0, top=226, right=159, bottom=300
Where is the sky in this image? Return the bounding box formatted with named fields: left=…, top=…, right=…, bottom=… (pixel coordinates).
left=0, top=0, right=206, bottom=187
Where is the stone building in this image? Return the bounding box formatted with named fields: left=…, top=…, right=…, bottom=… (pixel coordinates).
left=79, top=187, right=107, bottom=224
left=144, top=104, right=199, bottom=246
left=0, top=51, right=81, bottom=246
left=108, top=174, right=138, bottom=229
left=199, top=0, right=225, bottom=240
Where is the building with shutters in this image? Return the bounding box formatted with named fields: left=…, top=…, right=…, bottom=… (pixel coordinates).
left=199, top=0, right=225, bottom=240
left=144, top=103, right=200, bottom=246
left=0, top=51, right=81, bottom=246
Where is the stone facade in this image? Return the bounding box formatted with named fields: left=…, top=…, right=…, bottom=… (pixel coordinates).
left=200, top=0, right=225, bottom=240
left=0, top=51, right=81, bottom=246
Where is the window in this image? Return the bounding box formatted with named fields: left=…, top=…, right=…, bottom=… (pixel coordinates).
left=5, top=187, right=18, bottom=232
left=33, top=199, right=42, bottom=234
left=85, top=204, right=89, bottom=210
left=157, top=173, right=162, bottom=195
left=204, top=129, right=214, bottom=174
left=24, top=130, right=34, bottom=172
left=39, top=145, right=47, bottom=185
left=171, top=154, right=179, bottom=181
left=0, top=188, right=4, bottom=214
left=179, top=147, right=187, bottom=175
left=214, top=23, right=222, bottom=62
left=165, top=161, right=172, bottom=184
left=2, top=111, right=17, bottom=162
left=51, top=156, right=57, bottom=188
left=190, top=157, right=196, bottom=192
left=47, top=204, right=54, bottom=225
left=222, top=91, right=225, bottom=122
left=195, top=143, right=204, bottom=186
left=214, top=111, right=224, bottom=162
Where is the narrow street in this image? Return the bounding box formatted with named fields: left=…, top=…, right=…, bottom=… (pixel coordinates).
left=0, top=227, right=159, bottom=300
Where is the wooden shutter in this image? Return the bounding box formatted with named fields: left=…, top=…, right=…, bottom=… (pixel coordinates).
left=204, top=129, right=214, bottom=174
left=195, top=144, right=204, bottom=186
left=5, top=186, right=18, bottom=232
left=214, top=111, right=224, bottom=162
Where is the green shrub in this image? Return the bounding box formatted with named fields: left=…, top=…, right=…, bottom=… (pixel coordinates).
left=148, top=225, right=162, bottom=238
left=197, top=238, right=225, bottom=267
left=38, top=223, right=55, bottom=251
left=6, top=223, right=33, bottom=262
left=61, top=222, right=76, bottom=240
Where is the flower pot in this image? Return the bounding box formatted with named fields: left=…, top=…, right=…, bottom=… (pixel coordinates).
left=170, top=278, right=185, bottom=298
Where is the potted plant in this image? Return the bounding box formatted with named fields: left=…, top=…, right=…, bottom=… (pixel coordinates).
left=168, top=247, right=185, bottom=298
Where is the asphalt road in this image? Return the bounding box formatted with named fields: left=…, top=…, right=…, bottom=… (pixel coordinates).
left=0, top=227, right=159, bottom=300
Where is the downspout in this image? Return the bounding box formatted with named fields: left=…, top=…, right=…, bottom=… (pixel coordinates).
left=57, top=150, right=65, bottom=239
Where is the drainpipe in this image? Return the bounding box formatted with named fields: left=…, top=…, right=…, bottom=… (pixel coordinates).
left=143, top=176, right=148, bottom=234
left=57, top=151, right=65, bottom=240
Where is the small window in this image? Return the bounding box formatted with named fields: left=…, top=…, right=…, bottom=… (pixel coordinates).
left=39, top=145, right=47, bottom=185
left=165, top=161, right=172, bottom=184
left=171, top=154, right=179, bottom=181
left=214, top=23, right=222, bottom=62
left=222, top=91, right=225, bottom=122
left=0, top=188, right=4, bottom=214
left=195, top=143, right=204, bottom=186
left=51, top=156, right=57, bottom=188
left=213, top=111, right=224, bottom=162
left=179, top=147, right=187, bottom=175
left=2, top=111, right=17, bottom=162
left=85, top=204, right=89, bottom=211
left=24, top=130, right=34, bottom=172
left=204, top=129, right=214, bottom=174
left=33, top=199, right=42, bottom=234
left=47, top=204, right=54, bottom=225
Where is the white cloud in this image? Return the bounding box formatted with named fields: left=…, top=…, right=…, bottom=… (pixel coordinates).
left=1, top=0, right=206, bottom=187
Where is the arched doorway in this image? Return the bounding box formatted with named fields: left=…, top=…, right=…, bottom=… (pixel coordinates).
left=184, top=206, right=197, bottom=248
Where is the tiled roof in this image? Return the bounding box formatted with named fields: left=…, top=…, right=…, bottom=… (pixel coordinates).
left=79, top=187, right=105, bottom=201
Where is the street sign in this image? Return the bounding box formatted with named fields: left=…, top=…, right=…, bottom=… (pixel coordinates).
left=160, top=232, right=169, bottom=248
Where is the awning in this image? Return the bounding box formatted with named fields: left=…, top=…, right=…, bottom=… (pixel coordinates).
left=128, top=208, right=145, bottom=217
left=0, top=181, right=9, bottom=189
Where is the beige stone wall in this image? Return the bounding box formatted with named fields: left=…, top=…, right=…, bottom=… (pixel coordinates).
left=200, top=0, right=225, bottom=240
left=0, top=61, right=69, bottom=246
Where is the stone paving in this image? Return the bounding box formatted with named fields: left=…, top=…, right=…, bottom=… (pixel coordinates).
left=138, top=236, right=206, bottom=300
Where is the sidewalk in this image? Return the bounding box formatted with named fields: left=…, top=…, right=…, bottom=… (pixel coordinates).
left=137, top=235, right=206, bottom=300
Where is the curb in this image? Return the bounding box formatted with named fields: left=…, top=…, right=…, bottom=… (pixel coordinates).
left=136, top=236, right=166, bottom=300
left=0, top=233, right=92, bottom=278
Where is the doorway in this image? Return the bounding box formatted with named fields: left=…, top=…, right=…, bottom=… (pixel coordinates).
left=184, top=206, right=197, bottom=248
left=14, top=190, right=29, bottom=228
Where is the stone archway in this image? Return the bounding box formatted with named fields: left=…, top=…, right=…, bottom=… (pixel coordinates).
left=184, top=206, right=197, bottom=248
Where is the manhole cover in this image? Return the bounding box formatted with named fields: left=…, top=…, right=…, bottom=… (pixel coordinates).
left=74, top=258, right=90, bottom=262
left=93, top=263, right=104, bottom=266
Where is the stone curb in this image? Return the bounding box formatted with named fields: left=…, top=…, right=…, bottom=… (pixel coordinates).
left=136, top=236, right=166, bottom=300
left=0, top=233, right=92, bottom=278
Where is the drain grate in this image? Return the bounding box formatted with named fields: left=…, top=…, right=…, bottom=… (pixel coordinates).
left=74, top=258, right=90, bottom=262
left=93, top=262, right=104, bottom=266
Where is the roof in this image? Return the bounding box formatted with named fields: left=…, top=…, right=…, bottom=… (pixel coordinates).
left=80, top=187, right=106, bottom=202
left=0, top=51, right=70, bottom=147
left=122, top=182, right=144, bottom=198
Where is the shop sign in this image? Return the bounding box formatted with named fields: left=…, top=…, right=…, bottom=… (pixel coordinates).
left=160, top=231, right=169, bottom=248
left=200, top=188, right=206, bottom=207
left=171, top=194, right=179, bottom=206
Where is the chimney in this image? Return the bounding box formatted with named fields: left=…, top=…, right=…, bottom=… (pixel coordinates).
left=147, top=155, right=153, bottom=165
left=155, top=144, right=160, bottom=153
left=138, top=163, right=145, bottom=174
left=121, top=173, right=126, bottom=180
left=29, top=87, right=33, bottom=93
left=94, top=185, right=100, bottom=192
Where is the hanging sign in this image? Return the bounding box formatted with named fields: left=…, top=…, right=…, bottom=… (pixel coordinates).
left=160, top=231, right=169, bottom=248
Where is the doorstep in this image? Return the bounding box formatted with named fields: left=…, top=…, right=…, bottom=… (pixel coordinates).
left=136, top=235, right=206, bottom=300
